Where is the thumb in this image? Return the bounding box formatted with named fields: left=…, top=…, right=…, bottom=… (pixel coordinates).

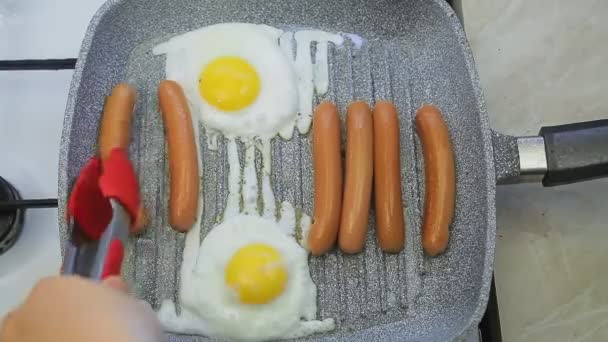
left=102, top=276, right=129, bottom=293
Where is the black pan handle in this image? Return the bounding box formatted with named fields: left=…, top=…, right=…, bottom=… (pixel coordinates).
left=539, top=119, right=608, bottom=186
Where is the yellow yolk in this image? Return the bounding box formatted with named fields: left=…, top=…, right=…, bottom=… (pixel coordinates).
left=199, top=56, right=260, bottom=111
left=225, top=243, right=288, bottom=304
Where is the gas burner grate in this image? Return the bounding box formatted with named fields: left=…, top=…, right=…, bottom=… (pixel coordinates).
left=0, top=58, right=76, bottom=71
left=0, top=177, right=24, bottom=255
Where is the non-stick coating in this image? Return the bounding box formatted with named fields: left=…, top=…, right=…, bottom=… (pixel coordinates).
left=58, top=0, right=496, bottom=340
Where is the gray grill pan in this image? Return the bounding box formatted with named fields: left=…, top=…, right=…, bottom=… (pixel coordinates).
left=59, top=0, right=496, bottom=340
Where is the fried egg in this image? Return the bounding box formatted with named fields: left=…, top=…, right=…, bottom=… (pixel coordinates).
left=154, top=23, right=299, bottom=139
left=159, top=215, right=334, bottom=341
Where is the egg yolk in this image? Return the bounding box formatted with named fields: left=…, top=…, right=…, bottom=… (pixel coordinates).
left=225, top=243, right=287, bottom=304
left=199, top=56, right=260, bottom=112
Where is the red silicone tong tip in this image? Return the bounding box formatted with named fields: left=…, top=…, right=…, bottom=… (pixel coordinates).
left=67, top=157, right=112, bottom=240
left=67, top=148, right=140, bottom=240
left=101, top=239, right=125, bottom=279
left=99, top=148, right=140, bottom=222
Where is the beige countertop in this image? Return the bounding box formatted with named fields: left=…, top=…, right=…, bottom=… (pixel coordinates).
left=462, top=0, right=608, bottom=341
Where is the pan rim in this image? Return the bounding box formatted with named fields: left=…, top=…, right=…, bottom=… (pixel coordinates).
left=433, top=0, right=498, bottom=339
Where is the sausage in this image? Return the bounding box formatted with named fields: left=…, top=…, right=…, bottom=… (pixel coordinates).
left=133, top=206, right=148, bottom=232
left=307, top=102, right=342, bottom=255
left=415, top=104, right=455, bottom=256
left=158, top=80, right=199, bottom=232
left=98, top=83, right=136, bottom=161
left=338, top=101, right=374, bottom=254
left=373, top=101, right=405, bottom=253
left=97, top=83, right=147, bottom=233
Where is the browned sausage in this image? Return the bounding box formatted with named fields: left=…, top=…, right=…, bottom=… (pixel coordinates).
left=338, top=101, right=374, bottom=254
left=98, top=83, right=136, bottom=161
left=373, top=101, right=405, bottom=253
left=158, top=80, right=199, bottom=232
left=97, top=83, right=147, bottom=233
left=133, top=206, right=148, bottom=233
left=415, top=104, right=455, bottom=256
left=307, top=102, right=342, bottom=255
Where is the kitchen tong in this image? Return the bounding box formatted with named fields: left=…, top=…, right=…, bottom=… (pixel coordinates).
left=62, top=148, right=140, bottom=280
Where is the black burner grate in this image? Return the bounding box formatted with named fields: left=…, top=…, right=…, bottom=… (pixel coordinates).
left=0, top=58, right=76, bottom=71
left=0, top=177, right=25, bottom=255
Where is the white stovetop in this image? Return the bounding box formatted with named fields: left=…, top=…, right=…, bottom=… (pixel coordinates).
left=0, top=0, right=104, bottom=314
left=1, top=0, right=607, bottom=340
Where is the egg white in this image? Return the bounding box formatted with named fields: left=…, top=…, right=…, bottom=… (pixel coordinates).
left=154, top=23, right=299, bottom=139
left=172, top=214, right=334, bottom=341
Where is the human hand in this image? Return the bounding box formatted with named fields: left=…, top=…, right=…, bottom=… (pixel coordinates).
left=0, top=276, right=164, bottom=342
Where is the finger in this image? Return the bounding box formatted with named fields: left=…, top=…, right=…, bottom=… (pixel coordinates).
left=102, top=276, right=129, bottom=293
left=0, top=310, right=18, bottom=341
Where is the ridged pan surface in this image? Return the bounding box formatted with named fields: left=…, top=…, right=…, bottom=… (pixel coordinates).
left=59, top=0, right=496, bottom=340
